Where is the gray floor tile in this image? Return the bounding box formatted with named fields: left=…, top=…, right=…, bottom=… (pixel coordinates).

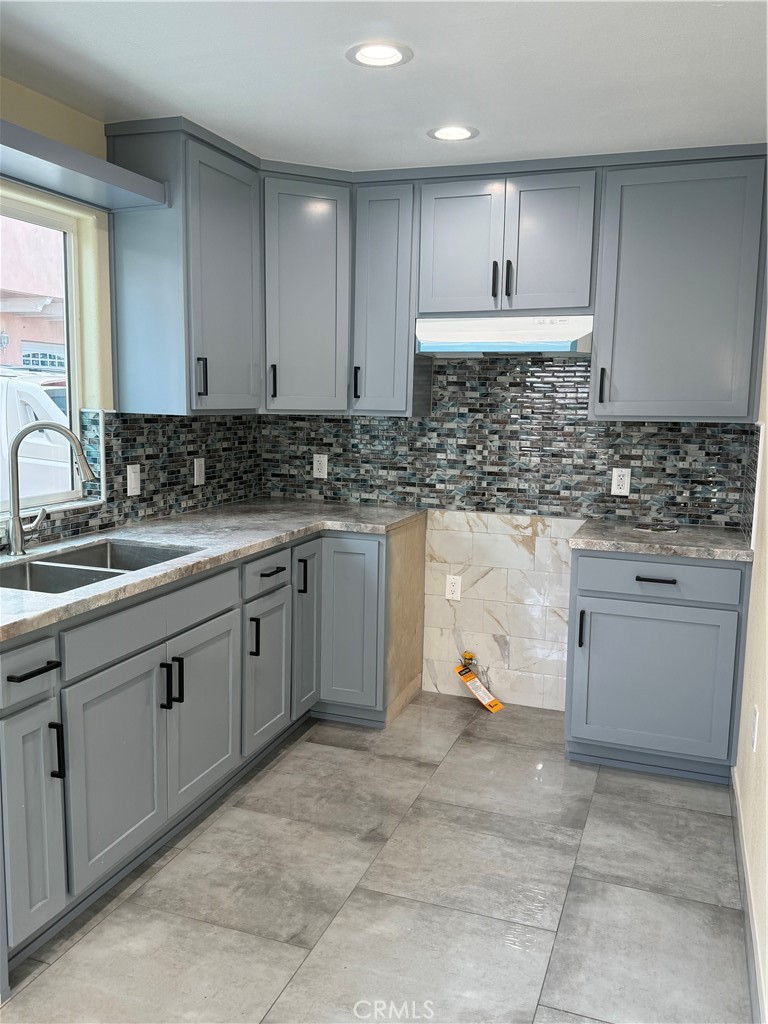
left=540, top=876, right=751, bottom=1024
left=360, top=798, right=580, bottom=931
left=307, top=703, right=472, bottom=764
left=465, top=704, right=565, bottom=751
left=409, top=690, right=479, bottom=716
left=574, top=792, right=741, bottom=908
left=595, top=765, right=732, bottom=815
left=534, top=1008, right=608, bottom=1024
left=422, top=735, right=597, bottom=829
left=131, top=807, right=383, bottom=948
left=264, top=888, right=554, bottom=1024
left=0, top=902, right=306, bottom=1023
left=235, top=742, right=434, bottom=839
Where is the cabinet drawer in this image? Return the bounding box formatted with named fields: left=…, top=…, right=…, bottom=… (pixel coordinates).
left=577, top=556, right=742, bottom=606
left=166, top=569, right=239, bottom=636
left=243, top=549, right=291, bottom=600
left=61, top=597, right=166, bottom=681
left=1, top=637, right=60, bottom=709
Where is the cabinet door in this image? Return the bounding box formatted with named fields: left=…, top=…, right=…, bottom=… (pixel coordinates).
left=61, top=648, right=168, bottom=895
left=320, top=537, right=382, bottom=708
left=592, top=159, right=765, bottom=420
left=570, top=597, right=738, bottom=760
left=0, top=698, right=67, bottom=948
left=187, top=140, right=261, bottom=411
left=352, top=184, right=414, bottom=413
left=243, top=588, right=292, bottom=756
left=166, top=611, right=242, bottom=817
left=264, top=177, right=350, bottom=411
left=419, top=179, right=505, bottom=312
left=292, top=539, right=322, bottom=719
left=503, top=171, right=595, bottom=309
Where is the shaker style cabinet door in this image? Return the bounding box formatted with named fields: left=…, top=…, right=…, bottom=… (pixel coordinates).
left=187, top=140, right=261, bottom=411
left=292, top=539, right=322, bottom=719
left=242, top=588, right=292, bottom=755
left=352, top=184, right=414, bottom=413
left=264, top=177, right=350, bottom=411
left=0, top=697, right=67, bottom=948
left=591, top=159, right=765, bottom=421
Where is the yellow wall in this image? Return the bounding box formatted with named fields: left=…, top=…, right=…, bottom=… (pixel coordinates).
left=735, top=333, right=768, bottom=1021
left=0, top=77, right=105, bottom=158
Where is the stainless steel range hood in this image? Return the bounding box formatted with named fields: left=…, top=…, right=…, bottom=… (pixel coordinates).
left=415, top=315, right=593, bottom=357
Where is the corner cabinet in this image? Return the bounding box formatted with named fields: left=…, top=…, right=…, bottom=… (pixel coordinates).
left=264, top=177, right=350, bottom=412
left=108, top=129, right=261, bottom=414
left=590, top=159, right=766, bottom=422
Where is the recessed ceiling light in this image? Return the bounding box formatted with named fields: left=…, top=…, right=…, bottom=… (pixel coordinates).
left=428, top=126, right=479, bottom=142
left=346, top=42, right=413, bottom=67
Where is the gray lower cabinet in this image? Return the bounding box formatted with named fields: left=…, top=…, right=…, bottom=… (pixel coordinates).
left=264, top=177, right=350, bottom=412
left=166, top=611, right=242, bottom=816
left=591, top=158, right=766, bottom=421
left=242, top=587, right=292, bottom=755
left=0, top=698, right=67, bottom=948
left=61, top=648, right=169, bottom=895
left=292, top=540, right=321, bottom=719
left=320, top=537, right=381, bottom=708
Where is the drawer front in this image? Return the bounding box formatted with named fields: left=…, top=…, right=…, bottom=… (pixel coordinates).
left=243, top=549, right=292, bottom=600
left=166, top=569, right=240, bottom=636
left=1, top=637, right=60, bottom=709
left=577, top=556, right=742, bottom=606
left=61, top=598, right=166, bottom=681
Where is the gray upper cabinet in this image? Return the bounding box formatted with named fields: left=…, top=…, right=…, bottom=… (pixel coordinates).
left=109, top=128, right=261, bottom=415
left=242, top=587, right=292, bottom=756
left=591, top=159, right=766, bottom=421
left=0, top=697, right=67, bottom=948
left=264, top=177, right=350, bottom=411
left=292, top=539, right=322, bottom=719
left=418, top=171, right=595, bottom=314
left=352, top=184, right=414, bottom=414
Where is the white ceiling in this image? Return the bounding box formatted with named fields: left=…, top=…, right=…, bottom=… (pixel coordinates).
left=1, top=1, right=766, bottom=171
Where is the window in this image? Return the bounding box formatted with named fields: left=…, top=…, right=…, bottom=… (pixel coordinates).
left=0, top=182, right=112, bottom=514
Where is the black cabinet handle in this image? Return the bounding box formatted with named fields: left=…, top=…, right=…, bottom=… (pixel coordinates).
left=353, top=366, right=361, bottom=401
left=196, top=357, right=208, bottom=397
left=7, top=659, right=61, bottom=683
left=48, top=722, right=65, bottom=780
left=298, top=557, right=308, bottom=594
left=598, top=367, right=607, bottom=404
left=171, top=656, right=185, bottom=703
left=505, top=260, right=512, bottom=298
left=160, top=662, right=174, bottom=709
left=270, top=364, right=277, bottom=399
left=260, top=565, right=287, bottom=578
left=635, top=575, right=678, bottom=586
left=249, top=617, right=261, bottom=657
left=491, top=260, right=499, bottom=299
left=578, top=610, right=586, bottom=648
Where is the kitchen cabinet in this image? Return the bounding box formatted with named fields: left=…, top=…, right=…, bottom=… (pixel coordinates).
left=590, top=158, right=766, bottom=422
left=108, top=127, right=261, bottom=414
left=418, top=171, right=595, bottom=313
left=264, top=176, right=350, bottom=412
left=242, top=587, right=292, bottom=755
left=292, top=539, right=322, bottom=719
left=352, top=184, right=414, bottom=413
left=0, top=698, right=67, bottom=948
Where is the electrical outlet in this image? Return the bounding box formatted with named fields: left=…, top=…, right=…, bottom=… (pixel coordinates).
left=445, top=574, right=461, bottom=601
left=126, top=464, right=141, bottom=497
left=751, top=705, right=759, bottom=753
left=194, top=457, right=205, bottom=486
left=611, top=467, right=631, bottom=496
left=313, top=454, right=328, bottom=479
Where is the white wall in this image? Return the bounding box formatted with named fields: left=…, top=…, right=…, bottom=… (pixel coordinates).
left=0, top=76, right=105, bottom=157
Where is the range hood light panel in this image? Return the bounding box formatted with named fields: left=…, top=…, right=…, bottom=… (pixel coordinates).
left=415, top=315, right=594, bottom=357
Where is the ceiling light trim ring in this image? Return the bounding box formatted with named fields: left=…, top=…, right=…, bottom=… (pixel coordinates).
left=345, top=42, right=414, bottom=68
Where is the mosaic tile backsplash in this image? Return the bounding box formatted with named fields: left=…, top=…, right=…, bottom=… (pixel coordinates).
left=31, top=357, right=758, bottom=545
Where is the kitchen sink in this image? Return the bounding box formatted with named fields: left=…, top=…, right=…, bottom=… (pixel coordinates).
left=0, top=561, right=124, bottom=593
left=44, top=540, right=199, bottom=571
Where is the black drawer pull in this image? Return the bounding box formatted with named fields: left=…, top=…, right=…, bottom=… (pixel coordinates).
left=353, top=365, right=361, bottom=401
left=504, top=260, right=512, bottom=297
left=48, top=722, right=65, bottom=779
left=298, top=557, right=308, bottom=594
left=260, top=565, right=287, bottom=578
left=270, top=363, right=277, bottom=399
left=491, top=260, right=499, bottom=298
left=250, top=617, right=261, bottom=657
left=171, top=656, right=185, bottom=703
left=636, top=575, right=678, bottom=586
left=160, top=662, right=174, bottom=709
left=578, top=610, right=586, bottom=648
left=598, top=367, right=607, bottom=403
left=196, top=357, right=209, bottom=397
left=7, top=659, right=61, bottom=683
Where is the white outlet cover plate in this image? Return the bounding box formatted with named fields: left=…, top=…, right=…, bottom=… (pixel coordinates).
left=445, top=574, right=462, bottom=601
left=611, top=467, right=631, bottom=496
left=313, top=454, right=328, bottom=479
left=126, top=464, right=140, bottom=496
left=194, top=457, right=205, bottom=486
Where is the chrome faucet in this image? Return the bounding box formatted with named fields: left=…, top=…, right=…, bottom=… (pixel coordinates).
left=6, top=421, right=97, bottom=555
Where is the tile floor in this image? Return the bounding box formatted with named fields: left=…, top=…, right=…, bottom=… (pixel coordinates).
left=1, top=693, right=752, bottom=1024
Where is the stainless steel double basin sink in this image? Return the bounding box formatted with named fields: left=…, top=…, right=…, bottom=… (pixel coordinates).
left=0, top=540, right=199, bottom=594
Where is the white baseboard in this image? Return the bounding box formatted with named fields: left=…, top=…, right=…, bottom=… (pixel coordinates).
left=732, top=770, right=767, bottom=1024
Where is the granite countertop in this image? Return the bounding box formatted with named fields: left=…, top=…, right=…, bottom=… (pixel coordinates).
left=0, top=500, right=426, bottom=643
left=569, top=519, right=753, bottom=562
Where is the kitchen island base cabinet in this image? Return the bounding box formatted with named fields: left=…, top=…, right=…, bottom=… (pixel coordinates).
left=292, top=540, right=321, bottom=719
left=242, top=589, right=292, bottom=756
